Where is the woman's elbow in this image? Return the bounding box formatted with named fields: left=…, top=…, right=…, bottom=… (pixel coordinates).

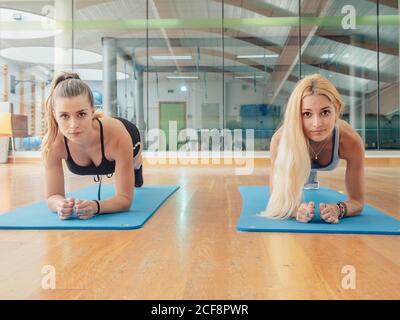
left=120, top=196, right=133, bottom=211
left=355, top=200, right=364, bottom=215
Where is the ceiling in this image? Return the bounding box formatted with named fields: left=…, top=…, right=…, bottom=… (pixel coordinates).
left=0, top=0, right=398, bottom=105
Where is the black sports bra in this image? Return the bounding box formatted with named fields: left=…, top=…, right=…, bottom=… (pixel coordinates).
left=64, top=118, right=116, bottom=176
left=63, top=117, right=142, bottom=200
left=64, top=118, right=116, bottom=201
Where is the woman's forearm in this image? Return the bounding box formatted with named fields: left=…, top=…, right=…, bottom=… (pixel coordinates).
left=47, top=193, right=131, bottom=215
left=343, top=199, right=364, bottom=217
left=47, top=194, right=65, bottom=212
left=97, top=194, right=132, bottom=214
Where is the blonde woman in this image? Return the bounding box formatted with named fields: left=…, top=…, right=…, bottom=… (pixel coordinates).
left=260, top=74, right=364, bottom=224
left=42, top=72, right=143, bottom=220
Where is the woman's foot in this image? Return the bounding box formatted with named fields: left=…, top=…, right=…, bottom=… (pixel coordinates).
left=134, top=165, right=143, bottom=188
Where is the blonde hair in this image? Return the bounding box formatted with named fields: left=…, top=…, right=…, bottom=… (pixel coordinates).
left=261, top=73, right=344, bottom=219
left=41, top=72, right=103, bottom=158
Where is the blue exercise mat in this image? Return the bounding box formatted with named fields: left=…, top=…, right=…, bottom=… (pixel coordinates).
left=237, top=186, right=400, bottom=235
left=0, top=185, right=179, bottom=230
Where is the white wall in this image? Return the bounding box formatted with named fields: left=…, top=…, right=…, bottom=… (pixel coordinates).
left=225, top=80, right=270, bottom=120
left=366, top=83, right=400, bottom=116
left=143, top=74, right=224, bottom=130
left=141, top=75, right=275, bottom=131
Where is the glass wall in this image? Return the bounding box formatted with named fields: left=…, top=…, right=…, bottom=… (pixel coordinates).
left=300, top=0, right=382, bottom=149
left=0, top=0, right=398, bottom=151
left=145, top=0, right=223, bottom=152
left=0, top=1, right=58, bottom=151
left=223, top=0, right=298, bottom=150
left=378, top=1, right=399, bottom=149
left=74, top=0, right=147, bottom=142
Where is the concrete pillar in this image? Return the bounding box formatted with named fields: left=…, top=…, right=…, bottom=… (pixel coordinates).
left=349, top=38, right=356, bottom=129
left=361, top=82, right=366, bottom=143
left=102, top=37, right=117, bottom=116
left=135, top=71, right=145, bottom=131
left=54, top=0, right=73, bottom=73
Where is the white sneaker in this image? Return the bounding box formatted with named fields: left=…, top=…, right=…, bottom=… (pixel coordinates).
left=304, top=181, right=320, bottom=189
left=304, top=171, right=319, bottom=189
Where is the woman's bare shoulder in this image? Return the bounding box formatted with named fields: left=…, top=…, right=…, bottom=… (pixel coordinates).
left=99, top=116, right=126, bottom=134
left=338, top=119, right=364, bottom=158
left=100, top=116, right=132, bottom=150
left=48, top=132, right=68, bottom=161
left=338, top=119, right=363, bottom=142
left=272, top=125, right=284, bottom=140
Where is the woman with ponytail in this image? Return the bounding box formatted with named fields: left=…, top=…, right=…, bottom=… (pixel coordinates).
left=42, top=72, right=143, bottom=220
left=260, top=74, right=365, bottom=224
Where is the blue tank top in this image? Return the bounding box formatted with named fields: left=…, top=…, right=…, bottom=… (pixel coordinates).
left=305, top=125, right=340, bottom=188
left=311, top=124, right=340, bottom=172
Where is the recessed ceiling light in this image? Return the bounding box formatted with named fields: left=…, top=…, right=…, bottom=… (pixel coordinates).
left=180, top=85, right=188, bottom=92
left=167, top=76, right=199, bottom=79
left=0, top=8, right=62, bottom=39
left=22, top=65, right=51, bottom=80
left=321, top=53, right=335, bottom=59
left=73, top=68, right=128, bottom=81
left=152, top=55, right=192, bottom=61
left=234, top=75, right=265, bottom=79
left=237, top=54, right=279, bottom=59
left=0, top=47, right=102, bottom=65
left=12, top=13, right=22, bottom=21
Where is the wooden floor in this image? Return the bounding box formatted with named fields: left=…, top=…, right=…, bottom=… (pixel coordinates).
left=0, top=159, right=399, bottom=299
